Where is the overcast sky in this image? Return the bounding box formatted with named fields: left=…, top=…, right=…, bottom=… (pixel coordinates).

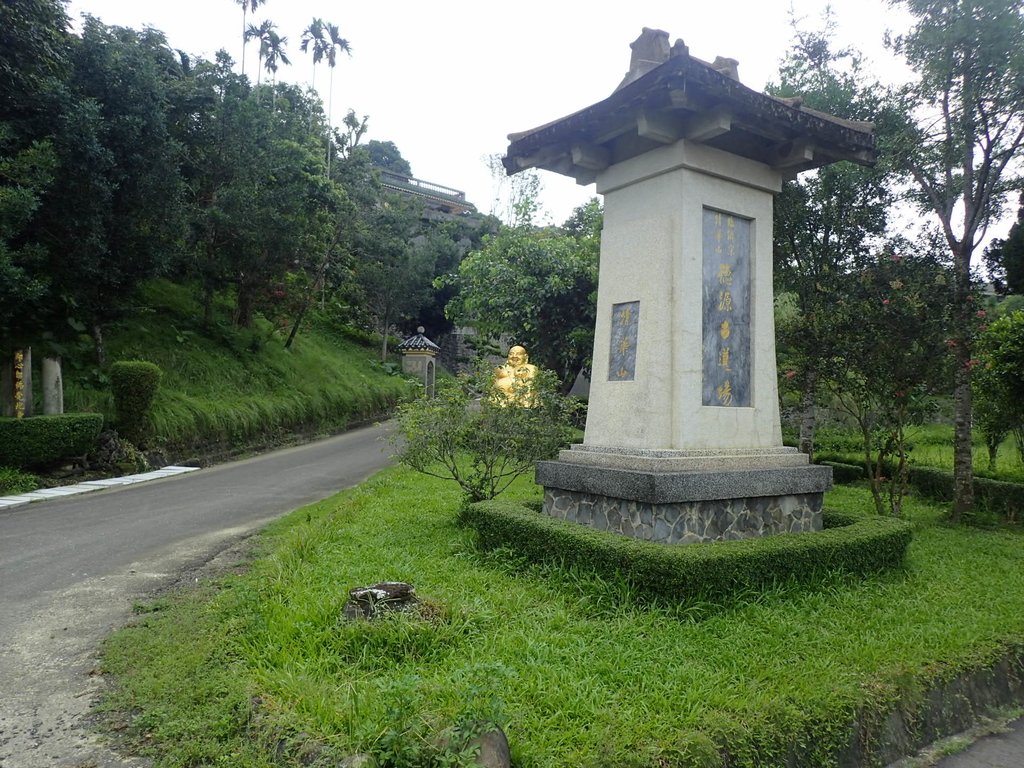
left=65, top=0, right=926, bottom=226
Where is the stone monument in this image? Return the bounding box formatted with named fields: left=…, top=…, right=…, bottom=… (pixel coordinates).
left=503, top=29, right=876, bottom=544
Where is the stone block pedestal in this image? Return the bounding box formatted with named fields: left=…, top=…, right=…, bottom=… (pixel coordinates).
left=537, top=447, right=831, bottom=545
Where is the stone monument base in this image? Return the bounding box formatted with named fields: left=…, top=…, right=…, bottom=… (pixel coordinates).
left=536, top=446, right=832, bottom=545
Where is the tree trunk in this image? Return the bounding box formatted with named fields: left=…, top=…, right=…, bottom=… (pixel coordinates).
left=92, top=324, right=106, bottom=367
left=951, top=363, right=974, bottom=522
left=798, top=368, right=818, bottom=459
left=236, top=283, right=255, bottom=328
left=380, top=325, right=389, bottom=362
left=326, top=66, right=335, bottom=177
left=284, top=300, right=309, bottom=349
left=950, top=247, right=975, bottom=523
left=859, top=415, right=885, bottom=516
left=240, top=6, right=247, bottom=78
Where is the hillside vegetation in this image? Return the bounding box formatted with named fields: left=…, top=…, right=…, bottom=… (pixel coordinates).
left=61, top=279, right=415, bottom=460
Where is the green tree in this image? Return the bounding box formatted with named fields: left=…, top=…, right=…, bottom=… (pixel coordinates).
left=352, top=194, right=435, bottom=360
left=244, top=20, right=275, bottom=87
left=826, top=242, right=953, bottom=516
left=299, top=17, right=327, bottom=94
left=366, top=139, right=413, bottom=176
left=769, top=10, right=892, bottom=458
left=232, top=0, right=265, bottom=78
left=975, top=311, right=1024, bottom=468
left=885, top=0, right=1024, bottom=521
left=168, top=50, right=339, bottom=331
left=443, top=200, right=600, bottom=390
left=262, top=29, right=290, bottom=92
left=0, top=0, right=70, bottom=125
left=24, top=19, right=186, bottom=362
left=983, top=194, right=1024, bottom=295
left=0, top=0, right=69, bottom=352
left=0, top=130, right=55, bottom=352
left=322, top=22, right=351, bottom=176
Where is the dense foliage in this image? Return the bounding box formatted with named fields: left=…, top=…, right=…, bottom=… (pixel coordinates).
left=0, top=413, right=103, bottom=468
left=0, top=0, right=491, bottom=371
left=443, top=199, right=601, bottom=389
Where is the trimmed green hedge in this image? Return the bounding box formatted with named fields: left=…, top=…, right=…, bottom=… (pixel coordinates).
left=110, top=360, right=162, bottom=446
left=906, top=466, right=953, bottom=501
left=818, top=456, right=1024, bottom=524
left=461, top=501, right=912, bottom=604
left=974, top=477, right=1024, bottom=523
left=908, top=466, right=1024, bottom=523
left=0, top=413, right=103, bottom=469
left=820, top=460, right=865, bottom=483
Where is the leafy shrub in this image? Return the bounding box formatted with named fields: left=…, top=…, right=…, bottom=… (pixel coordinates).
left=820, top=460, right=865, bottom=484
left=110, top=360, right=162, bottom=446
left=0, top=413, right=104, bottom=469
left=392, top=365, right=581, bottom=503
left=461, top=501, right=912, bottom=604
left=0, top=467, right=39, bottom=494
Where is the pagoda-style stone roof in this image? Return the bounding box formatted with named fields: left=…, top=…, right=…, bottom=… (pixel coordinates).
left=504, top=29, right=876, bottom=183
left=397, top=328, right=440, bottom=354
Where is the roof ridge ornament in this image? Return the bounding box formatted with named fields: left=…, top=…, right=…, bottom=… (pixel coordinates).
left=615, top=29, right=739, bottom=93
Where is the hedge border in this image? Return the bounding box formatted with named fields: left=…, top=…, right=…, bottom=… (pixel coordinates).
left=0, top=413, right=104, bottom=469
left=461, top=501, right=912, bottom=604
left=816, top=454, right=1024, bottom=524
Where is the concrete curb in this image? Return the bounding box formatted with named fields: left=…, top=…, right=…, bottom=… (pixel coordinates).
left=0, top=466, right=200, bottom=510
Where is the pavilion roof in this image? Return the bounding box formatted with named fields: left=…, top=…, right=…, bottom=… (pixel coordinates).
left=504, top=32, right=876, bottom=184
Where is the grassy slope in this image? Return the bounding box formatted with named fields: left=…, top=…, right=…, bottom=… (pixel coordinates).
left=98, top=472, right=1024, bottom=767
left=63, top=280, right=414, bottom=456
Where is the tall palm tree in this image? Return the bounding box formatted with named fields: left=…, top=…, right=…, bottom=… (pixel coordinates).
left=323, top=23, right=351, bottom=176
left=233, top=0, right=266, bottom=78
left=262, top=29, right=290, bottom=91
left=244, top=20, right=275, bottom=86
left=300, top=18, right=328, bottom=94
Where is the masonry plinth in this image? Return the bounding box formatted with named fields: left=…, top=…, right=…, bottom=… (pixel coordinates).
left=537, top=448, right=829, bottom=544
left=505, top=29, right=874, bottom=544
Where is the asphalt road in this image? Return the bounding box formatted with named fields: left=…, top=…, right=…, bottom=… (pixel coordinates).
left=0, top=423, right=394, bottom=768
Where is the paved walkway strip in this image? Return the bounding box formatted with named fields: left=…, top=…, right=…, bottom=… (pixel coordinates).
left=0, top=466, right=200, bottom=509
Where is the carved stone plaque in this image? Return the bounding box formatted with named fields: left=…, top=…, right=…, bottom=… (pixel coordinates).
left=608, top=300, right=639, bottom=381
left=702, top=209, right=751, bottom=406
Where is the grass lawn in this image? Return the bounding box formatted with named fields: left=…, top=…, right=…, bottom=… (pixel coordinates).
left=97, top=469, right=1024, bottom=767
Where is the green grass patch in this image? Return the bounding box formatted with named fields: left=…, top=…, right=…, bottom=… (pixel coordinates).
left=63, top=280, right=415, bottom=454
left=98, top=470, right=1024, bottom=767
left=0, top=466, right=39, bottom=494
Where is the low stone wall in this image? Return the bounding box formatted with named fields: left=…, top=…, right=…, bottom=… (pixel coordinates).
left=537, top=458, right=831, bottom=545
left=543, top=487, right=822, bottom=544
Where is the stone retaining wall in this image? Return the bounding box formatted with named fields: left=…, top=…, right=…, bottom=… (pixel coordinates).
left=543, top=487, right=822, bottom=544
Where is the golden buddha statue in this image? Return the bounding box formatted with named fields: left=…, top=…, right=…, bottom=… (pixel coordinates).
left=492, top=345, right=538, bottom=406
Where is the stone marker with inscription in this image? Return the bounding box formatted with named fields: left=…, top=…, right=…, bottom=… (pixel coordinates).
left=503, top=28, right=876, bottom=544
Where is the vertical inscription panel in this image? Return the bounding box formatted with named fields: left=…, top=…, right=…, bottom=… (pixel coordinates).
left=13, top=349, right=26, bottom=418
left=608, top=301, right=640, bottom=381
left=702, top=209, right=751, bottom=406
